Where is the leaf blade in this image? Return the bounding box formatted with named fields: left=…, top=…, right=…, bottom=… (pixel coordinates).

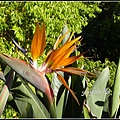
left=0, top=70, right=15, bottom=116
left=0, top=53, right=53, bottom=104
left=109, top=58, right=120, bottom=117
left=86, top=67, right=110, bottom=118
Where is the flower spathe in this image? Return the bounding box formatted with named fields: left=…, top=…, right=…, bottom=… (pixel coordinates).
left=31, top=22, right=46, bottom=68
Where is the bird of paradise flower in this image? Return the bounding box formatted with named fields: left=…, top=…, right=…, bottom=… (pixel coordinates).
left=4, top=22, right=95, bottom=106
left=30, top=22, right=96, bottom=105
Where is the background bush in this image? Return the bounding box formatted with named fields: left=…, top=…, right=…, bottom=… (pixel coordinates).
left=0, top=1, right=119, bottom=118
left=0, top=1, right=102, bottom=57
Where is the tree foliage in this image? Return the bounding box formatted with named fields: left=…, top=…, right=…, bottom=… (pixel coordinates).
left=0, top=1, right=102, bottom=58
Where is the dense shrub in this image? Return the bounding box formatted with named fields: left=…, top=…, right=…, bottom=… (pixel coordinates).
left=1, top=104, right=20, bottom=118
left=78, top=58, right=117, bottom=91
left=0, top=1, right=102, bottom=58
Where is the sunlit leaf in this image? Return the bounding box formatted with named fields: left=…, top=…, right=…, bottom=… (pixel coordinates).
left=109, top=58, right=120, bottom=117
left=62, top=24, right=71, bottom=44
left=86, top=67, right=110, bottom=118
left=13, top=76, right=50, bottom=118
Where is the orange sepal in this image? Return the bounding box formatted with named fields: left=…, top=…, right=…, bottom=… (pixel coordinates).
left=51, top=50, right=89, bottom=70
left=31, top=22, right=46, bottom=60
left=47, top=36, right=81, bottom=64
left=56, top=72, right=80, bottom=106
left=56, top=67, right=93, bottom=76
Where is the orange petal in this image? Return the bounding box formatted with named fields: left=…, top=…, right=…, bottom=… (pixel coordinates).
left=51, top=50, right=89, bottom=70
left=56, top=67, right=89, bottom=76
left=50, top=44, right=76, bottom=69
left=47, top=36, right=81, bottom=64
left=56, top=72, right=80, bottom=106
left=52, top=56, right=80, bottom=69
left=40, top=23, right=46, bottom=57
left=45, top=44, right=76, bottom=69
left=31, top=22, right=46, bottom=60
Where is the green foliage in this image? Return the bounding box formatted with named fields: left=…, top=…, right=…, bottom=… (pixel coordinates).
left=1, top=104, right=20, bottom=118
left=0, top=1, right=102, bottom=57
left=78, top=58, right=117, bottom=91
left=0, top=3, right=102, bottom=116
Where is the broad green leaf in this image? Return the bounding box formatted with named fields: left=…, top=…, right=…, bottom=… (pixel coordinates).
left=0, top=70, right=15, bottom=116
left=51, top=72, right=62, bottom=118
left=109, top=58, right=120, bottom=117
left=63, top=74, right=85, bottom=117
left=51, top=71, right=70, bottom=118
left=56, top=89, right=66, bottom=118
left=103, top=92, right=111, bottom=113
left=13, top=75, right=50, bottom=118
left=22, top=102, right=33, bottom=118
left=3, top=65, right=11, bottom=79
left=51, top=72, right=62, bottom=99
left=0, top=85, right=9, bottom=116
left=86, top=67, right=110, bottom=118
left=0, top=53, right=53, bottom=104
left=49, top=99, right=57, bottom=118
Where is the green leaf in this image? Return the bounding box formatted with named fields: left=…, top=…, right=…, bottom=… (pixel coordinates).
left=56, top=89, right=66, bottom=118
left=109, top=58, right=120, bottom=117
left=103, top=93, right=111, bottom=113
left=50, top=71, right=63, bottom=118
left=0, top=70, right=15, bottom=116
left=51, top=72, right=62, bottom=99
left=22, top=102, right=33, bottom=118
left=13, top=75, right=50, bottom=118
left=0, top=65, right=11, bottom=82
left=51, top=72, right=70, bottom=118
left=49, top=99, right=57, bottom=118
left=86, top=67, right=110, bottom=118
